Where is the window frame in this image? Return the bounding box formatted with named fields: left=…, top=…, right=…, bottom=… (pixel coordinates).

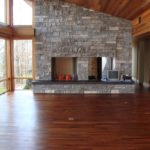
left=0, top=38, right=8, bottom=94
left=0, top=0, right=35, bottom=94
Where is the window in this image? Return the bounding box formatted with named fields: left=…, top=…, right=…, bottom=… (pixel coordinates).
left=0, top=81, right=7, bottom=94
left=0, top=0, right=6, bottom=23
left=0, top=39, right=6, bottom=80
left=0, top=39, right=7, bottom=94
left=13, top=0, right=32, bottom=25
left=14, top=40, right=32, bottom=89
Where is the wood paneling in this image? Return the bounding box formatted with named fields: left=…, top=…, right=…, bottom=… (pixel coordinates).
left=1, top=91, right=150, bottom=149
left=132, top=9, right=150, bottom=37
left=63, top=0, right=150, bottom=20
left=28, top=0, right=149, bottom=20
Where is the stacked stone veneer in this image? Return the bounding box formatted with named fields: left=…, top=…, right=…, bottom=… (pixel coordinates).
left=35, top=0, right=132, bottom=80
left=33, top=83, right=135, bottom=94
left=33, top=0, right=134, bottom=93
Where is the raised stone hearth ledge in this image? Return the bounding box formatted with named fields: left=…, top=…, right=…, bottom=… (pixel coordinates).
left=32, top=80, right=135, bottom=94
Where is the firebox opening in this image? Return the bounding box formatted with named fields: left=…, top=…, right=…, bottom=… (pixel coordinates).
left=52, top=57, right=77, bottom=81
left=52, top=57, right=112, bottom=81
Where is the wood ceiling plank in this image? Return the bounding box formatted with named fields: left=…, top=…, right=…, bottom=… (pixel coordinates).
left=61, top=0, right=150, bottom=20
left=128, top=2, right=150, bottom=19
left=132, top=9, right=150, bottom=37
left=104, top=0, right=128, bottom=15
left=113, top=0, right=130, bottom=16
left=91, top=0, right=101, bottom=11
left=103, top=0, right=117, bottom=13
left=119, top=0, right=149, bottom=18
left=100, top=0, right=109, bottom=11
left=64, top=0, right=101, bottom=11
left=107, top=0, right=125, bottom=15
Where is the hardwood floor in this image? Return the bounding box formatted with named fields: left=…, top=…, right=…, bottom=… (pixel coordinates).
left=0, top=91, right=150, bottom=150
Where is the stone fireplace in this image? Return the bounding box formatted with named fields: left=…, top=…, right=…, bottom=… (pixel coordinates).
left=33, top=0, right=135, bottom=94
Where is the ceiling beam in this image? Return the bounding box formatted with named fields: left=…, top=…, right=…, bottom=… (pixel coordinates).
left=0, top=25, right=13, bottom=39
left=0, top=25, right=35, bottom=39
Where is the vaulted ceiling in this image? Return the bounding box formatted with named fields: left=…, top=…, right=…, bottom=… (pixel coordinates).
left=27, top=0, right=150, bottom=20
left=62, top=0, right=150, bottom=20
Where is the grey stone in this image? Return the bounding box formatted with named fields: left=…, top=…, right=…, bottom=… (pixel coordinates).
left=34, top=0, right=133, bottom=93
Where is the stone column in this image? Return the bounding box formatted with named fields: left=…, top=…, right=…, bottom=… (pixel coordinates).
left=77, top=58, right=88, bottom=80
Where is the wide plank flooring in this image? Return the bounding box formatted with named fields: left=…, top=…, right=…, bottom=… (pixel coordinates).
left=0, top=91, right=150, bottom=150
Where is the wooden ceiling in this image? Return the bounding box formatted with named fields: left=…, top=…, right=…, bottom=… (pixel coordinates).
left=27, top=0, right=150, bottom=20
left=62, top=0, right=150, bottom=20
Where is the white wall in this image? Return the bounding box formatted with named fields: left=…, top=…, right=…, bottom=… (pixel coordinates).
left=133, top=38, right=150, bottom=87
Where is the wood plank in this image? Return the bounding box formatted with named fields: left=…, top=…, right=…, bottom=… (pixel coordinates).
left=119, top=0, right=143, bottom=18
left=100, top=0, right=109, bottom=11
left=0, top=25, right=13, bottom=38
left=126, top=1, right=150, bottom=19
left=104, top=0, right=118, bottom=14
left=6, top=40, right=13, bottom=91
left=132, top=9, right=150, bottom=37
left=12, top=26, right=35, bottom=39
left=113, top=0, right=130, bottom=16
left=0, top=26, right=35, bottom=39
left=1, top=91, right=150, bottom=149
left=107, top=0, right=125, bottom=15
left=61, top=0, right=150, bottom=20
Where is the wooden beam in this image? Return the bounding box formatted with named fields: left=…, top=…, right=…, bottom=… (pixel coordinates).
left=12, top=26, right=35, bottom=39
left=0, top=25, right=13, bottom=39
left=0, top=25, right=35, bottom=39
left=132, top=9, right=150, bottom=37
left=6, top=40, right=14, bottom=91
